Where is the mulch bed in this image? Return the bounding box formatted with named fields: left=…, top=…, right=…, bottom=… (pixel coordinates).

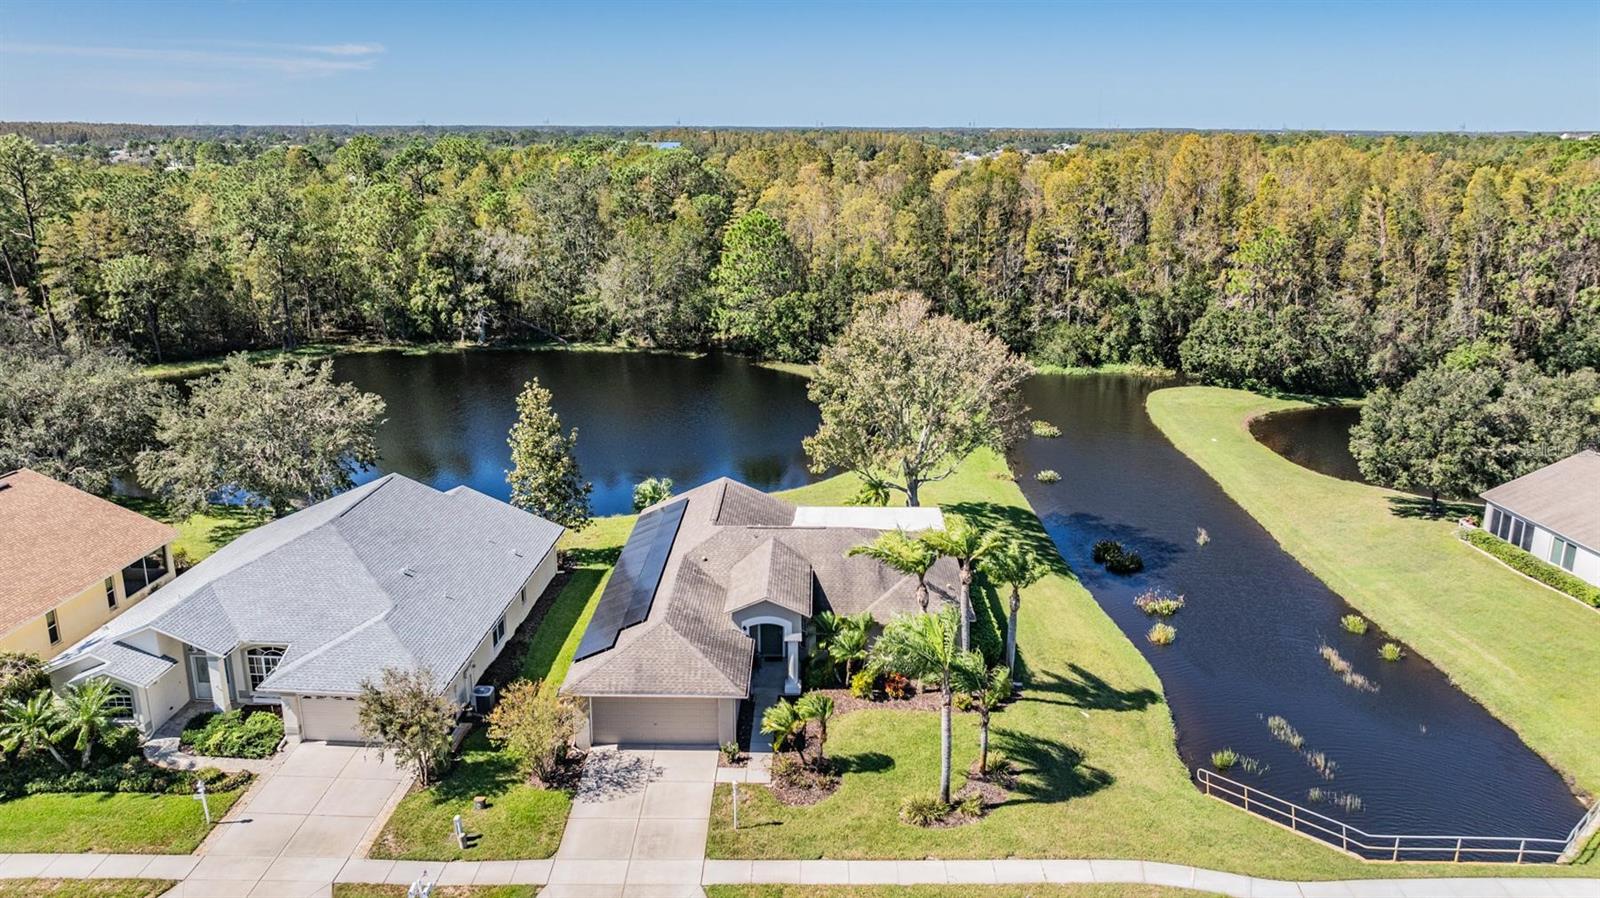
left=768, top=755, right=842, bottom=806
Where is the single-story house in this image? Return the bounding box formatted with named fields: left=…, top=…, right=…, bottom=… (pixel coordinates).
left=1480, top=449, right=1600, bottom=588
left=47, top=474, right=563, bottom=741
left=561, top=477, right=960, bottom=748
left=1, top=469, right=177, bottom=662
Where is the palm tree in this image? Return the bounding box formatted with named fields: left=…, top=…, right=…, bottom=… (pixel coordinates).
left=0, top=691, right=69, bottom=769
left=921, top=514, right=1002, bottom=651
left=953, top=651, right=1012, bottom=777
left=981, top=540, right=1047, bottom=680
left=759, top=699, right=805, bottom=762
left=873, top=607, right=961, bottom=805
left=848, top=529, right=938, bottom=611
left=56, top=678, right=119, bottom=767
left=830, top=625, right=869, bottom=682
left=795, top=693, right=835, bottom=764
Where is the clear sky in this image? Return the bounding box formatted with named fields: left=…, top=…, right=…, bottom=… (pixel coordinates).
left=1, top=0, right=1596, bottom=131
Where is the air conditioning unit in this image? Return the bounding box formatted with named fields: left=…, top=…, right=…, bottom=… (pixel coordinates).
left=472, top=684, right=496, bottom=715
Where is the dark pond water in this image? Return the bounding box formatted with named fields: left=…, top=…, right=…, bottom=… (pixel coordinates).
left=333, top=349, right=821, bottom=516
left=1250, top=405, right=1368, bottom=484
left=1010, top=374, right=1583, bottom=857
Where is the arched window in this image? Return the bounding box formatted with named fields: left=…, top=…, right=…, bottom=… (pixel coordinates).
left=105, top=683, right=135, bottom=718
left=245, top=646, right=286, bottom=691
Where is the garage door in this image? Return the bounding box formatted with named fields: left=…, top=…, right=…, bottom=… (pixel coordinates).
left=591, top=697, right=719, bottom=746
left=297, top=695, right=366, bottom=743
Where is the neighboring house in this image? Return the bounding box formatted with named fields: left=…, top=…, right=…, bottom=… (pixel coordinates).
left=47, top=474, right=563, bottom=742
left=1480, top=450, right=1600, bottom=588
left=562, top=477, right=960, bottom=748
left=0, top=469, right=176, bottom=663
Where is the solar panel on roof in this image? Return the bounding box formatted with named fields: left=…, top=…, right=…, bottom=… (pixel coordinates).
left=573, top=497, right=688, bottom=661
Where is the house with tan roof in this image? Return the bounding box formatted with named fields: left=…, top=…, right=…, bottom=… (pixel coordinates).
left=1480, top=450, right=1600, bottom=588
left=562, top=477, right=960, bottom=748
left=0, top=469, right=176, bottom=667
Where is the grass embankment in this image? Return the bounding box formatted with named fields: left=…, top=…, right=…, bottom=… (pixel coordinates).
left=0, top=789, right=242, bottom=854
left=1146, top=387, right=1600, bottom=805
left=140, top=339, right=709, bottom=380
left=709, top=887, right=1224, bottom=898
left=0, top=882, right=176, bottom=898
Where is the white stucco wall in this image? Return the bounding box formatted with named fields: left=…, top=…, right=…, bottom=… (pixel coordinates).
left=1485, top=502, right=1600, bottom=588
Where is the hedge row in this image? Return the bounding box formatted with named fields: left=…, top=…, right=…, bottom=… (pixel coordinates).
left=1460, top=528, right=1600, bottom=608
left=1, top=756, right=251, bottom=801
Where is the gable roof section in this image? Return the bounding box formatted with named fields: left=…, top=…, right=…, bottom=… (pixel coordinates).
left=723, top=539, right=813, bottom=617
left=1482, top=450, right=1600, bottom=551
left=0, top=469, right=176, bottom=639
left=50, top=475, right=565, bottom=697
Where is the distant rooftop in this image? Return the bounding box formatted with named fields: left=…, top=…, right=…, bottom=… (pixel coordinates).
left=1481, top=450, right=1600, bottom=551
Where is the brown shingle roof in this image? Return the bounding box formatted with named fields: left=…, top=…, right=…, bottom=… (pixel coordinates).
left=0, top=469, right=176, bottom=638
left=1481, top=450, right=1600, bottom=551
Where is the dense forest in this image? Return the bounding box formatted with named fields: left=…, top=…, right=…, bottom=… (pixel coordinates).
left=2, top=128, right=1596, bottom=396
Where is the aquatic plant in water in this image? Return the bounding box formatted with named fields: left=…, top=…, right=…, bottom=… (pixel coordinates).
left=1265, top=715, right=1305, bottom=750
left=1210, top=748, right=1238, bottom=770
left=1195, top=527, right=1210, bottom=546
left=1304, top=749, right=1338, bottom=780
left=1134, top=589, right=1186, bottom=617
left=1318, top=644, right=1379, bottom=693
left=1030, top=420, right=1062, bottom=438
left=1339, top=614, right=1368, bottom=635
left=1379, top=642, right=1404, bottom=662
left=1035, top=469, right=1061, bottom=483
left=1146, top=622, right=1177, bottom=645
left=1237, top=756, right=1269, bottom=776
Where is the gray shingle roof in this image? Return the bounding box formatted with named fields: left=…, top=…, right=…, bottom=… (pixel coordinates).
left=1481, top=450, right=1600, bottom=551
left=562, top=478, right=958, bottom=699
left=66, top=641, right=176, bottom=688
left=50, top=475, right=564, bottom=696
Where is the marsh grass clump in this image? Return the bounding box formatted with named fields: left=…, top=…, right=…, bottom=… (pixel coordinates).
left=1238, top=756, right=1269, bottom=776
left=1210, top=748, right=1238, bottom=771
left=1091, top=539, right=1123, bottom=563
left=1106, top=550, right=1144, bottom=574
left=1339, top=614, right=1368, bottom=635
left=1035, top=469, right=1061, bottom=483
left=1031, top=420, right=1062, bottom=438
left=1195, top=527, right=1210, bottom=546
left=1308, top=788, right=1363, bottom=813
left=1133, top=589, right=1185, bottom=616
left=1304, top=749, right=1338, bottom=780
left=1146, top=622, right=1177, bottom=645
left=1379, top=642, right=1404, bottom=662
left=1318, top=644, right=1379, bottom=692
left=1265, top=715, right=1305, bottom=750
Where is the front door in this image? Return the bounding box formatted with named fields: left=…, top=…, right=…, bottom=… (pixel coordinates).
left=189, top=653, right=212, bottom=701
left=756, top=624, right=784, bottom=661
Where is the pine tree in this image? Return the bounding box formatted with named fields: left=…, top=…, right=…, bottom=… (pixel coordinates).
left=506, top=378, right=592, bottom=530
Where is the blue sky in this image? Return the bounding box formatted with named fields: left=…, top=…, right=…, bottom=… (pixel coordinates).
left=1, top=0, right=1595, bottom=131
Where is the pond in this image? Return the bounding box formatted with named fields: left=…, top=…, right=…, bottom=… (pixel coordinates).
left=333, top=349, right=821, bottom=516
left=1010, top=374, right=1583, bottom=857
left=1249, top=405, right=1368, bottom=484
left=333, top=349, right=1582, bottom=858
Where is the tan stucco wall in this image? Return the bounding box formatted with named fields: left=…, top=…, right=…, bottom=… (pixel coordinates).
left=0, top=549, right=173, bottom=660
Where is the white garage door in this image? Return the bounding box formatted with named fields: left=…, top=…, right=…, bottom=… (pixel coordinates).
left=591, top=697, right=719, bottom=747
left=297, top=695, right=366, bottom=743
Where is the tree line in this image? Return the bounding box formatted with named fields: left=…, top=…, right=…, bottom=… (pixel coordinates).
left=2, top=129, right=1597, bottom=395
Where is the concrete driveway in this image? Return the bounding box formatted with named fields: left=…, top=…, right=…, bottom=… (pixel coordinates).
left=164, top=741, right=411, bottom=897
left=543, top=746, right=719, bottom=898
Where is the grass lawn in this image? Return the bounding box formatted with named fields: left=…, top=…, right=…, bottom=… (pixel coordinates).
left=333, top=886, right=538, bottom=898
left=708, top=887, right=1225, bottom=898
left=0, top=882, right=176, bottom=898
left=1146, top=386, right=1600, bottom=803
left=113, top=496, right=271, bottom=564
left=0, top=789, right=242, bottom=854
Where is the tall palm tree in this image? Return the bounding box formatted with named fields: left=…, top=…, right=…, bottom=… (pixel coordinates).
left=873, top=607, right=961, bottom=805
left=848, top=529, right=938, bottom=610
left=795, top=692, right=835, bottom=764
left=921, top=514, right=1002, bottom=651
left=953, top=651, right=1012, bottom=777
left=56, top=678, right=118, bottom=767
left=760, top=699, right=805, bottom=762
left=0, top=691, right=69, bottom=769
left=981, top=540, right=1047, bottom=680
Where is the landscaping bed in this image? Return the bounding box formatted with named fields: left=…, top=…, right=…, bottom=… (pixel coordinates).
left=180, top=706, right=284, bottom=758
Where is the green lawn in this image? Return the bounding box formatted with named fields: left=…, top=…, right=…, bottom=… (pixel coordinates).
left=0, top=789, right=242, bottom=854
left=0, top=882, right=177, bottom=898
left=113, top=496, right=271, bottom=564
left=708, top=887, right=1224, bottom=898
left=1146, top=386, right=1600, bottom=802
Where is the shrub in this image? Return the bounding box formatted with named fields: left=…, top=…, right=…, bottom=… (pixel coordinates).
left=720, top=741, right=741, bottom=765
left=631, top=476, right=675, bottom=512
left=182, top=708, right=284, bottom=759
left=882, top=672, right=914, bottom=700
left=952, top=692, right=973, bottom=712
left=487, top=679, right=582, bottom=784
left=1460, top=528, right=1600, bottom=608
left=848, top=669, right=877, bottom=699
left=899, top=794, right=949, bottom=826
left=1106, top=551, right=1144, bottom=575
left=0, top=653, right=49, bottom=703
left=1339, top=614, right=1368, bottom=635
left=1133, top=589, right=1185, bottom=617
left=358, top=667, right=457, bottom=786
left=1030, top=420, right=1061, bottom=438
left=1146, top=622, right=1176, bottom=645
left=1034, top=469, right=1061, bottom=483
left=1091, top=540, right=1122, bottom=563
left=1210, top=748, right=1238, bottom=771
left=1379, top=642, right=1404, bottom=662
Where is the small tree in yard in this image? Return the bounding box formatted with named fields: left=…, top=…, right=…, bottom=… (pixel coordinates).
left=921, top=514, right=1002, bottom=651
left=759, top=699, right=805, bottom=762
left=55, top=678, right=119, bottom=767
left=981, top=539, right=1048, bottom=677
left=804, top=291, right=1032, bottom=507
left=0, top=691, right=68, bottom=769
left=357, top=668, right=457, bottom=786
left=953, top=652, right=1012, bottom=777
left=795, top=692, right=834, bottom=765
left=848, top=530, right=939, bottom=611
left=487, top=679, right=581, bottom=785
left=506, top=378, right=592, bottom=530
left=631, top=476, right=674, bottom=511
left=873, top=607, right=961, bottom=806
left=0, top=652, right=49, bottom=703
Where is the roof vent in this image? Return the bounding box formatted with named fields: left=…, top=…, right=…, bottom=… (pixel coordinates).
left=400, top=567, right=416, bottom=578
left=510, top=549, right=524, bottom=558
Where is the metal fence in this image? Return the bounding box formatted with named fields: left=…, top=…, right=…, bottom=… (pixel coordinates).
left=1193, top=768, right=1591, bottom=863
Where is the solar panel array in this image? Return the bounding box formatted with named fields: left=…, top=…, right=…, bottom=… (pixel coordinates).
left=573, top=497, right=688, bottom=661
